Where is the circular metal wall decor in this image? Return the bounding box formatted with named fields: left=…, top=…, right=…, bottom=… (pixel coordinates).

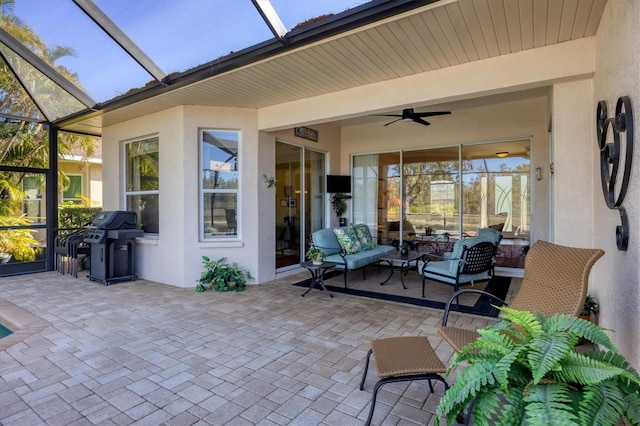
left=596, top=96, right=633, bottom=250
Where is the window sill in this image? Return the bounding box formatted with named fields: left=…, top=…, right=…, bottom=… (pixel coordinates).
left=199, top=239, right=244, bottom=248
left=136, top=235, right=159, bottom=245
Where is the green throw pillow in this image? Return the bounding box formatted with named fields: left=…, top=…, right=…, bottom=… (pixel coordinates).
left=333, top=227, right=362, bottom=254
left=353, top=224, right=376, bottom=250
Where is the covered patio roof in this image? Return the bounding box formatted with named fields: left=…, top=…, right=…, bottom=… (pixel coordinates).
left=1, top=0, right=606, bottom=136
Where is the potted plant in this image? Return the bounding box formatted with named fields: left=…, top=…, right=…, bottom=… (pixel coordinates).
left=195, top=256, right=253, bottom=292
left=581, top=294, right=600, bottom=319
left=436, top=306, right=640, bottom=425
left=306, top=247, right=325, bottom=265
left=399, top=243, right=410, bottom=256
left=332, top=198, right=346, bottom=218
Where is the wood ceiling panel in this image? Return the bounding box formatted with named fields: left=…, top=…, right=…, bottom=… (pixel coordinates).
left=406, top=14, right=448, bottom=68
left=585, top=0, right=607, bottom=35
left=433, top=7, right=470, bottom=64
left=411, top=14, right=449, bottom=68
left=365, top=28, right=418, bottom=76
left=546, top=0, right=563, bottom=44
left=474, top=0, right=501, bottom=57
left=318, top=41, right=377, bottom=84
left=488, top=0, right=512, bottom=54
left=457, top=0, right=491, bottom=59
left=572, top=0, right=593, bottom=38
left=444, top=2, right=480, bottom=61
left=503, top=0, right=523, bottom=52
left=519, top=0, right=535, bottom=50
left=388, top=19, right=436, bottom=71
left=558, top=0, right=579, bottom=42
left=335, top=37, right=397, bottom=80
left=309, top=44, right=366, bottom=86
left=374, top=24, right=425, bottom=74
left=533, top=0, right=548, bottom=48
left=423, top=11, right=460, bottom=66
left=348, top=33, right=398, bottom=79
left=355, top=31, right=406, bottom=78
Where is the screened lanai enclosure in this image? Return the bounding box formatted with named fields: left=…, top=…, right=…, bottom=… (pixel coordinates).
left=0, top=0, right=396, bottom=276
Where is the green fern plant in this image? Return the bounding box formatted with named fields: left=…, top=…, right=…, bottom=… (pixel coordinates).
left=436, top=306, right=640, bottom=426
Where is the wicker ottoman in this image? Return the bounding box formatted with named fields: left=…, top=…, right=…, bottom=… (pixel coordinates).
left=359, top=336, right=448, bottom=426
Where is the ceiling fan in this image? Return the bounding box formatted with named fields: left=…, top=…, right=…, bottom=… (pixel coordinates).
left=374, top=108, right=451, bottom=127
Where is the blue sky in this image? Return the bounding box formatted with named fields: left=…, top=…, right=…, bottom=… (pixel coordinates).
left=13, top=0, right=366, bottom=102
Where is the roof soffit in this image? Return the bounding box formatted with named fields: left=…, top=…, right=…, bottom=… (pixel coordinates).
left=61, top=0, right=607, bottom=134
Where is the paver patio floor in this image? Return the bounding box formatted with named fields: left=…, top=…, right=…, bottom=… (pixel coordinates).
left=0, top=270, right=498, bottom=425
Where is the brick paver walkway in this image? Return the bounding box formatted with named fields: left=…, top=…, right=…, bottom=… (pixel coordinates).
left=0, top=271, right=497, bottom=425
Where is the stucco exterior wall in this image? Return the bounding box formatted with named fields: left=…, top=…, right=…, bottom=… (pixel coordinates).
left=551, top=79, right=594, bottom=248
left=591, top=0, right=640, bottom=368
left=102, top=107, right=185, bottom=286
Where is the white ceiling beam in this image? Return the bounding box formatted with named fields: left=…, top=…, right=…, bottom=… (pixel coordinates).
left=252, top=0, right=288, bottom=40
left=73, top=0, right=167, bottom=83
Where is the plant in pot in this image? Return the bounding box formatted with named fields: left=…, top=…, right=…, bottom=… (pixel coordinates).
left=436, top=306, right=640, bottom=426
left=332, top=198, right=346, bottom=218
left=306, top=246, right=326, bottom=265
left=195, top=256, right=253, bottom=292
left=581, top=294, right=600, bottom=320
left=399, top=243, right=410, bottom=256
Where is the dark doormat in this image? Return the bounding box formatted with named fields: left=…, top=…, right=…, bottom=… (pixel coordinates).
left=293, top=270, right=511, bottom=318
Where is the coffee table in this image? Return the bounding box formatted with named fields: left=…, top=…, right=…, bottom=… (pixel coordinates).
left=300, top=260, right=338, bottom=297
left=378, top=250, right=423, bottom=288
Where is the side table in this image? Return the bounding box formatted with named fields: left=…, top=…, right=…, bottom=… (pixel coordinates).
left=300, top=260, right=338, bottom=297
left=378, top=250, right=423, bottom=288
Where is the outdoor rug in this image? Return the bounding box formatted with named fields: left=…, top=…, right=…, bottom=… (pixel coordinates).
left=293, top=267, right=512, bottom=318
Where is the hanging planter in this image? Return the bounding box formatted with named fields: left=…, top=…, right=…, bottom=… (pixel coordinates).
left=263, top=175, right=277, bottom=188
left=332, top=198, right=346, bottom=217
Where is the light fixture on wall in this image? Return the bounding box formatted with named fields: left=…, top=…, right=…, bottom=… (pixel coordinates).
left=496, top=152, right=509, bottom=158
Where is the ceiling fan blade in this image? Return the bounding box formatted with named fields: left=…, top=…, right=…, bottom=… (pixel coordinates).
left=414, top=111, right=451, bottom=118
left=384, top=118, right=402, bottom=126
left=371, top=114, right=403, bottom=118
left=413, top=118, right=431, bottom=126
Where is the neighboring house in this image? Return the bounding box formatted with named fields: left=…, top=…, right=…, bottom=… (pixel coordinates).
left=58, top=154, right=102, bottom=207
left=7, top=1, right=640, bottom=368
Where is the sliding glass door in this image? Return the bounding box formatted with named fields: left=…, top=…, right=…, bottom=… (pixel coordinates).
left=352, top=140, right=530, bottom=269
left=275, top=141, right=325, bottom=270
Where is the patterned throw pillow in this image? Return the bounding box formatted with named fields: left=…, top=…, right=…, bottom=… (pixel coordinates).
left=333, top=227, right=362, bottom=254
left=353, top=224, right=376, bottom=250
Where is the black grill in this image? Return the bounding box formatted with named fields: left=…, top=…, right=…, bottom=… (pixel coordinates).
left=84, top=211, right=144, bottom=285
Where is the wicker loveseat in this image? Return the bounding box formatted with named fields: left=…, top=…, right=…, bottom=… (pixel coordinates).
left=311, top=224, right=395, bottom=287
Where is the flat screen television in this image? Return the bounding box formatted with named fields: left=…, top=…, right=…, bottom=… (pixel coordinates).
left=326, top=175, right=351, bottom=193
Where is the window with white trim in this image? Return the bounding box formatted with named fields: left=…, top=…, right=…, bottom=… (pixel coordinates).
left=62, top=175, right=83, bottom=203
left=200, top=130, right=239, bottom=239
left=125, top=137, right=159, bottom=234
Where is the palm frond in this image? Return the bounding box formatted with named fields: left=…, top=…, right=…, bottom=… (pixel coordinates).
left=588, top=350, right=640, bottom=386
left=528, top=333, right=575, bottom=383
left=523, top=382, right=581, bottom=426
left=579, top=381, right=625, bottom=426
left=436, top=362, right=497, bottom=422
left=623, top=392, right=640, bottom=425
left=495, top=346, right=527, bottom=389
left=471, top=390, right=503, bottom=426
left=544, top=313, right=616, bottom=349
left=498, top=306, right=542, bottom=338
left=554, top=351, right=627, bottom=385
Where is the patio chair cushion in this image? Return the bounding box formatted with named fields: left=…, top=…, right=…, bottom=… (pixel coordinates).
left=333, top=226, right=362, bottom=254
left=311, top=228, right=342, bottom=256
left=353, top=224, right=376, bottom=250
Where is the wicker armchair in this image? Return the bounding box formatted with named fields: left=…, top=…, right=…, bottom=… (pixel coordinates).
left=438, top=240, right=604, bottom=353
